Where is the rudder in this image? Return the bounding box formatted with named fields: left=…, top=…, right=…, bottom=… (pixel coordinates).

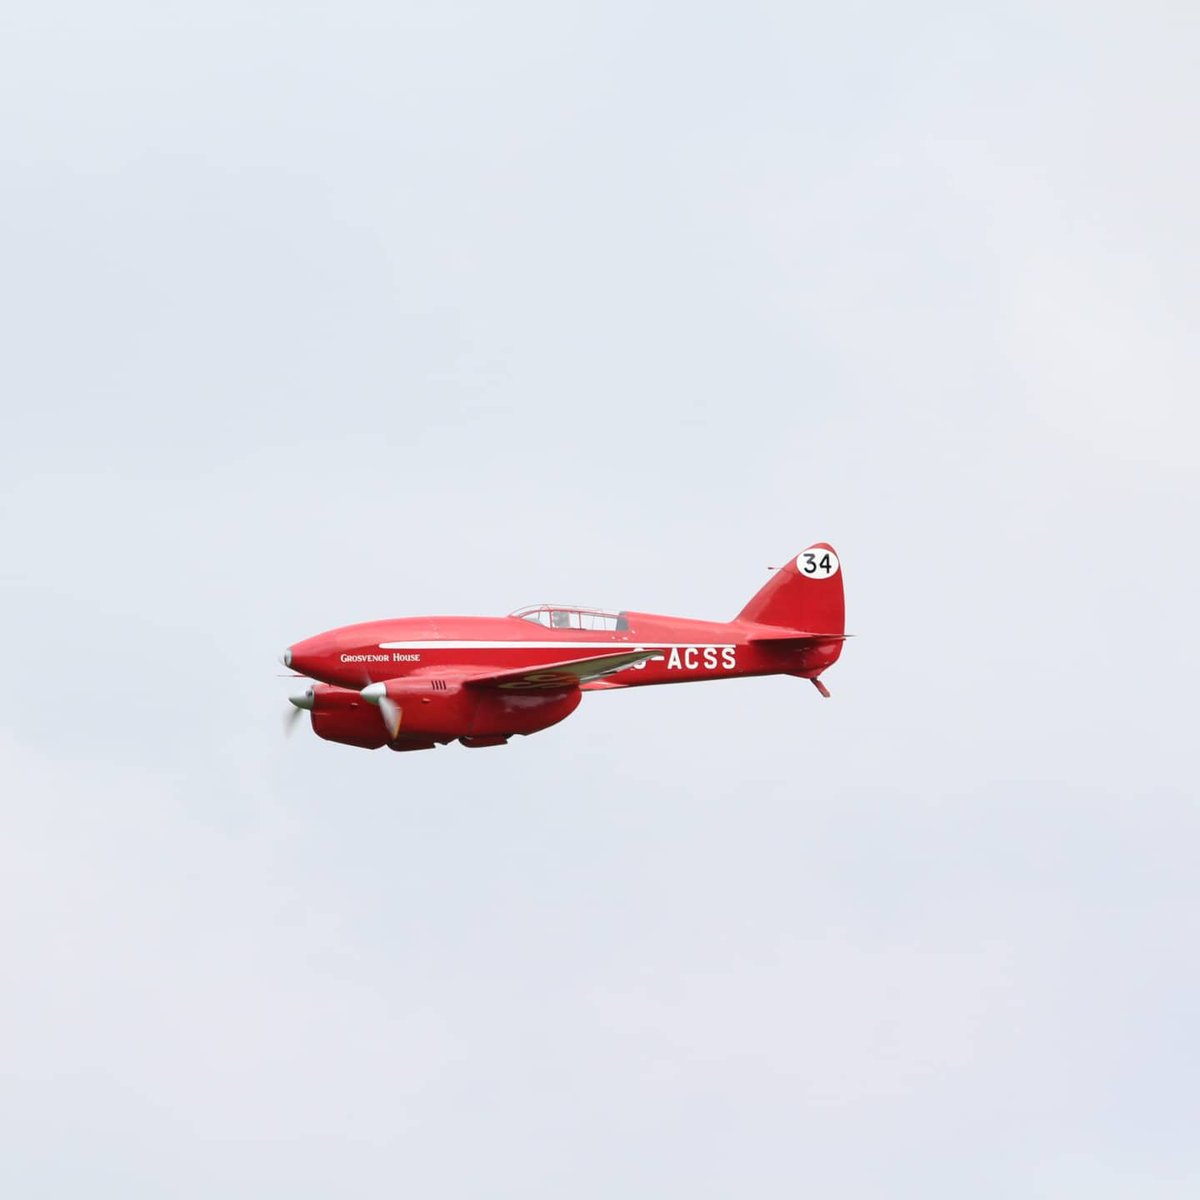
left=736, top=543, right=845, bottom=634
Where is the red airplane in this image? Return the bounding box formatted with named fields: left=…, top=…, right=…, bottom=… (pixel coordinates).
left=282, top=543, right=847, bottom=752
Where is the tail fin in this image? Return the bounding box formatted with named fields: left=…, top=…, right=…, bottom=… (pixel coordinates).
left=736, top=543, right=845, bottom=634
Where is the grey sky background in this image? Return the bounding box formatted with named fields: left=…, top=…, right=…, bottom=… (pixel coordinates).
left=2, top=2, right=1198, bottom=1195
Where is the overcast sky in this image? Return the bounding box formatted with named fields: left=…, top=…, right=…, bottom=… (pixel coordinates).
left=2, top=2, right=1198, bottom=1196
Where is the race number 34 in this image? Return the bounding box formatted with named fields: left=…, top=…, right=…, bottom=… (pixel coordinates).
left=796, top=547, right=839, bottom=578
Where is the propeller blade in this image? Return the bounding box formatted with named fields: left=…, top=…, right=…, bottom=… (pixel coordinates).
left=284, top=686, right=314, bottom=738
left=379, top=696, right=402, bottom=740
left=361, top=682, right=402, bottom=739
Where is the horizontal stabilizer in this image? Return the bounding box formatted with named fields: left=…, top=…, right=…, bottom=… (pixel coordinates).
left=748, top=632, right=852, bottom=646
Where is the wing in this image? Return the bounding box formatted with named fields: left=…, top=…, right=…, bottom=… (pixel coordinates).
left=464, top=648, right=658, bottom=691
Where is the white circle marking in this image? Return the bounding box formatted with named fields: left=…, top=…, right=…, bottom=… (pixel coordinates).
left=796, top=548, right=840, bottom=579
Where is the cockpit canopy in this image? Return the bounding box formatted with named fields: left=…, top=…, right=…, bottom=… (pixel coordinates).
left=509, top=604, right=628, bottom=632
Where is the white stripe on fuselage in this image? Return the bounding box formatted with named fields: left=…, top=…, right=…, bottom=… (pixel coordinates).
left=377, top=640, right=735, bottom=650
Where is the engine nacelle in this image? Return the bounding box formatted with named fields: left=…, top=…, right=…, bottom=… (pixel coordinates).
left=370, top=677, right=581, bottom=741
left=303, top=680, right=581, bottom=749
left=307, top=685, right=390, bottom=749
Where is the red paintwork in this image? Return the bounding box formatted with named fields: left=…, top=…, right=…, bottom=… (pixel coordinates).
left=285, top=542, right=846, bottom=751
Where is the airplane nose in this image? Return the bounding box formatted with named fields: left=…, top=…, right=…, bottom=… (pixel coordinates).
left=282, top=631, right=350, bottom=682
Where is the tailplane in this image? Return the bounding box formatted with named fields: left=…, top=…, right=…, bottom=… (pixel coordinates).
left=737, top=543, right=845, bottom=635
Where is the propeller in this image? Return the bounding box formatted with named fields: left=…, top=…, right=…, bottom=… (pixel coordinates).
left=284, top=685, right=314, bottom=737
left=361, top=682, right=402, bottom=740
left=378, top=697, right=402, bottom=740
